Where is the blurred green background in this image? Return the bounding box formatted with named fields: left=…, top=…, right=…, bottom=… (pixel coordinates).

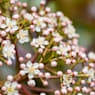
left=20, top=0, right=95, bottom=52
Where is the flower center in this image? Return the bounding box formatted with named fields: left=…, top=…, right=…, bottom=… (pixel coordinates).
left=39, top=40, right=43, bottom=45
left=63, top=75, right=72, bottom=86
left=19, top=33, right=26, bottom=39
left=59, top=48, right=65, bottom=53
left=38, top=39, right=44, bottom=45
left=29, top=67, right=35, bottom=73
left=8, top=87, right=13, bottom=92
left=6, top=51, right=12, bottom=57
left=37, top=20, right=41, bottom=26
left=6, top=45, right=13, bottom=57
left=8, top=22, right=13, bottom=29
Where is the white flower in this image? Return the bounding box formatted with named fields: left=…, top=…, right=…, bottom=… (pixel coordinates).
left=31, top=36, right=49, bottom=49
left=33, top=17, right=46, bottom=32
left=88, top=52, right=95, bottom=60
left=47, top=13, right=57, bottom=28
left=64, top=24, right=76, bottom=38
left=56, top=42, right=70, bottom=55
left=62, top=16, right=72, bottom=25
left=17, top=29, right=30, bottom=44
left=20, top=61, right=40, bottom=79
left=2, top=40, right=15, bottom=61
left=24, top=13, right=33, bottom=21
left=82, top=66, right=95, bottom=82
left=42, top=29, right=50, bottom=36
left=3, top=81, right=19, bottom=95
left=52, top=32, right=62, bottom=42
left=63, top=74, right=73, bottom=87
left=0, top=17, right=18, bottom=32
left=42, top=28, right=53, bottom=36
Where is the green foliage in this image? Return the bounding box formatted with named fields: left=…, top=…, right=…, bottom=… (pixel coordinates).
left=0, top=0, right=10, bottom=15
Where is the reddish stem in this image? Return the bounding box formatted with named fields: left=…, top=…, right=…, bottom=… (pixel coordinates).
left=23, top=85, right=55, bottom=93
left=22, top=86, right=32, bottom=95
left=35, top=75, right=60, bottom=79
left=45, top=66, right=56, bottom=74
left=31, top=52, right=39, bottom=63
left=15, top=44, right=20, bottom=71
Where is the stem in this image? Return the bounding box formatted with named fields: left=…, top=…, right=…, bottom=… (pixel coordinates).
left=77, top=74, right=88, bottom=78
left=31, top=52, right=39, bottom=63
left=51, top=56, right=64, bottom=61
left=11, top=38, right=20, bottom=72
left=39, top=39, right=53, bottom=63
left=72, top=78, right=82, bottom=95
left=22, top=86, right=32, bottom=95
left=15, top=43, right=20, bottom=72
left=23, top=85, right=55, bottom=93
left=70, top=61, right=78, bottom=70
left=45, top=66, right=57, bottom=74
left=35, top=75, right=60, bottom=79
left=0, top=57, right=7, bottom=63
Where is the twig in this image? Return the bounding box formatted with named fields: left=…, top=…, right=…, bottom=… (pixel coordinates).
left=45, top=66, right=57, bottom=74
left=39, top=39, right=53, bottom=63
left=15, top=43, right=20, bottom=71
left=23, top=85, right=55, bottom=93
left=31, top=52, right=39, bottom=63
left=22, top=86, right=32, bottom=95
left=35, top=75, right=60, bottom=79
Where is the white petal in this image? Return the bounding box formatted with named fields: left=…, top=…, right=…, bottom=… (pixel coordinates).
left=0, top=24, right=6, bottom=28
left=6, top=28, right=10, bottom=32
left=34, top=70, right=40, bottom=75
left=12, top=82, right=18, bottom=88
left=12, top=26, right=18, bottom=31
left=40, top=45, right=45, bottom=49
left=33, top=63, right=39, bottom=68
left=44, top=41, right=49, bottom=45
left=35, top=26, right=41, bottom=32
left=4, top=81, right=11, bottom=88
left=12, top=20, right=17, bottom=25
left=28, top=73, right=34, bottom=79
left=26, top=61, right=32, bottom=68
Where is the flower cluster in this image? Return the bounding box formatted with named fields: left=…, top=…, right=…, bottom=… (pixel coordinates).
left=0, top=0, right=95, bottom=95
left=17, top=29, right=30, bottom=44
left=1, top=75, right=21, bottom=95
left=2, top=40, right=15, bottom=63
left=20, top=61, right=40, bottom=86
